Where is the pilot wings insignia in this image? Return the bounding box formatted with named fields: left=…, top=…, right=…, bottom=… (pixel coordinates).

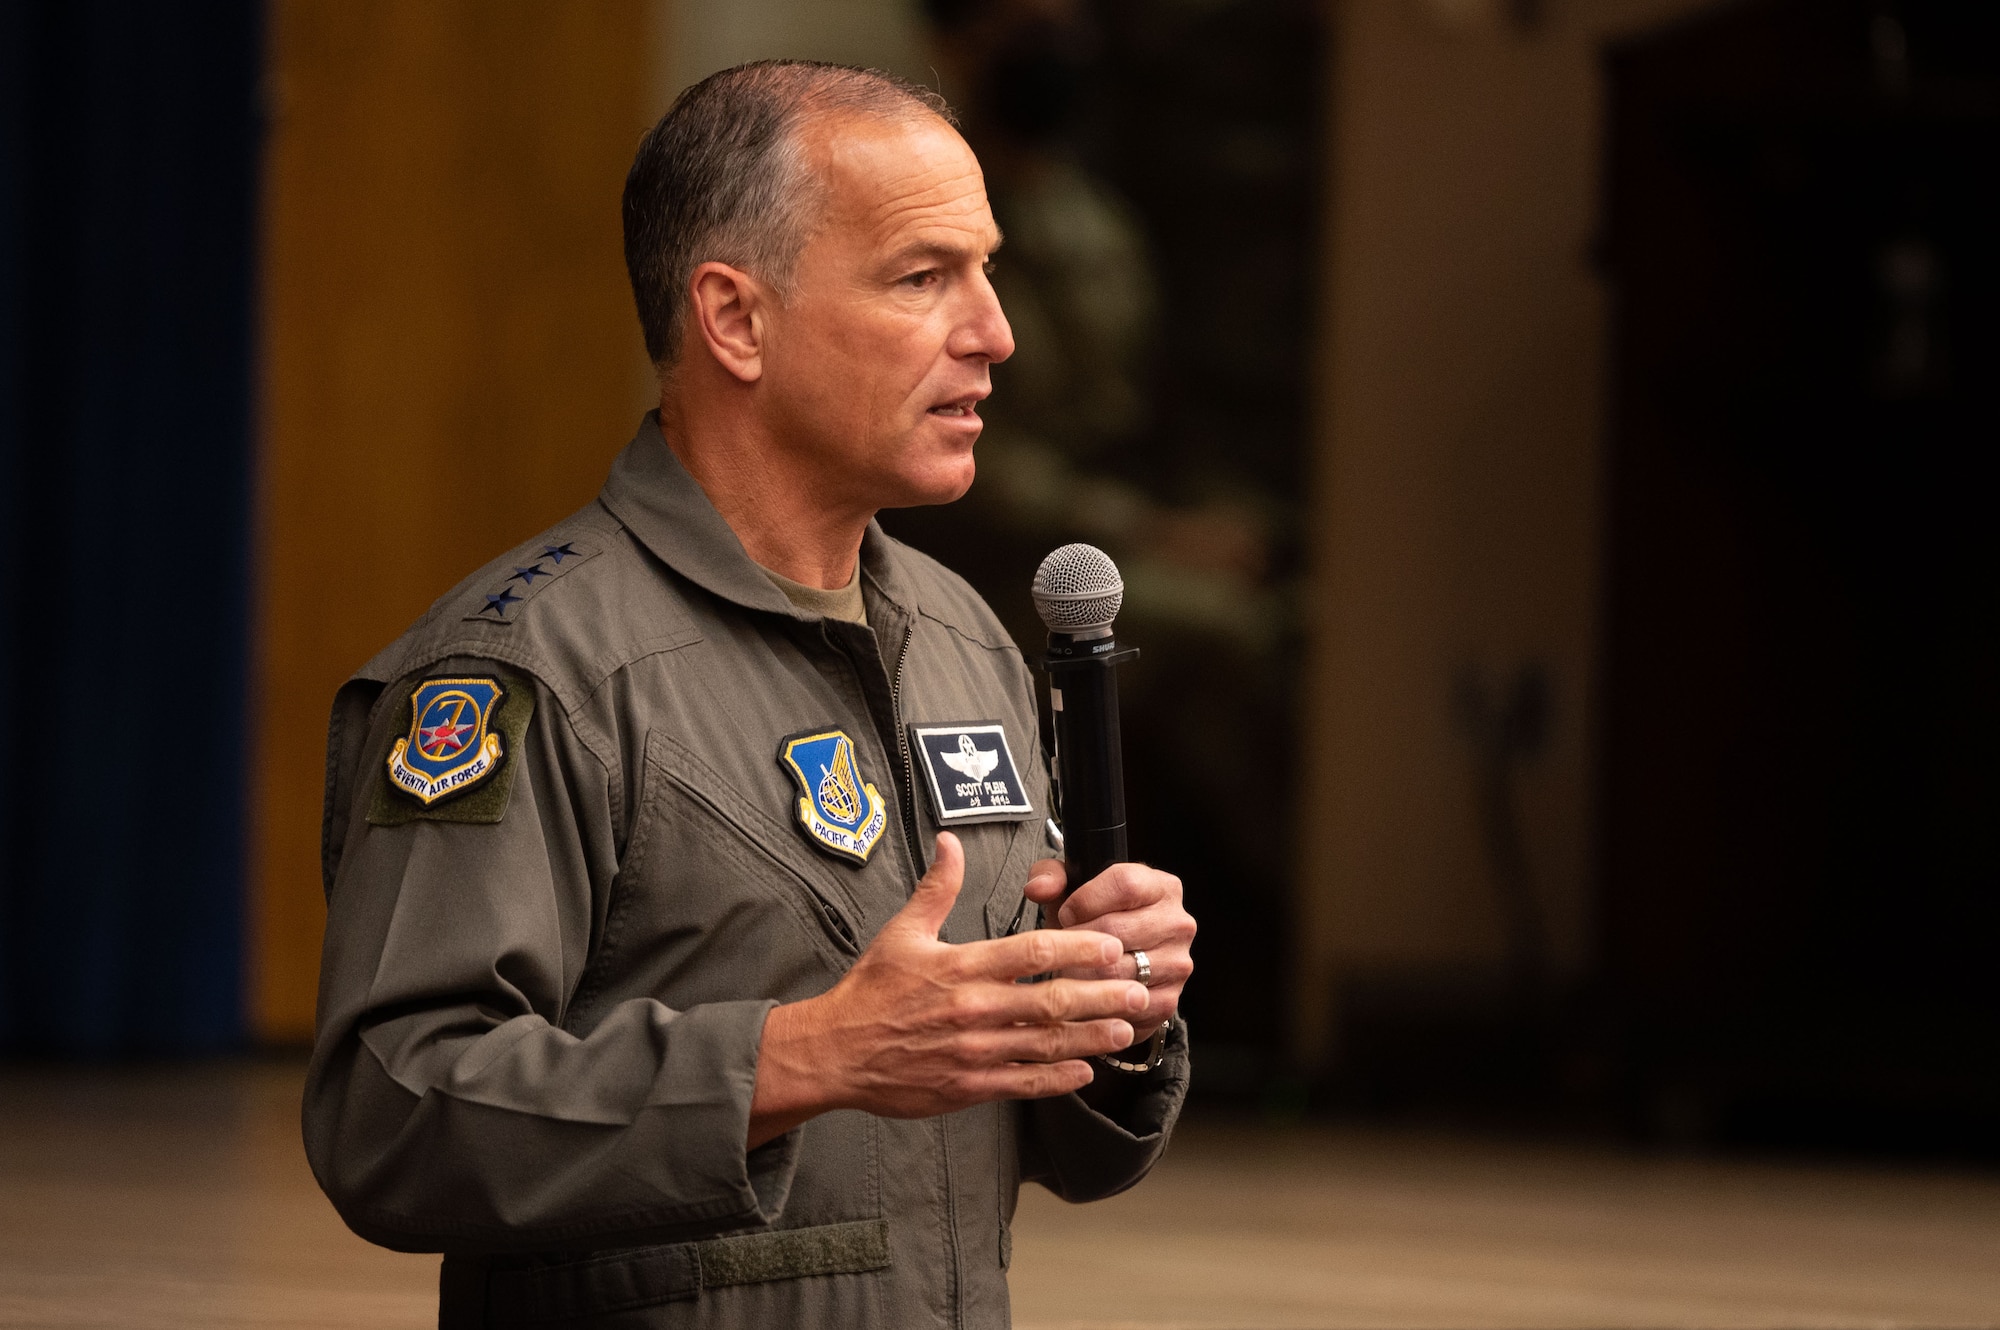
left=939, top=732, right=999, bottom=782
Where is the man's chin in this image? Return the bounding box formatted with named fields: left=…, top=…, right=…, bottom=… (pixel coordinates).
left=883, top=459, right=976, bottom=510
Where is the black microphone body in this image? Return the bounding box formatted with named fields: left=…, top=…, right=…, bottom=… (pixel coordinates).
left=1031, top=544, right=1137, bottom=897
left=1046, top=630, right=1137, bottom=892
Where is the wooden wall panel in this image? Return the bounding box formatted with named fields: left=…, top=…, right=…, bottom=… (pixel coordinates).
left=254, top=0, right=654, bottom=1041
left=1295, top=0, right=1718, bottom=1067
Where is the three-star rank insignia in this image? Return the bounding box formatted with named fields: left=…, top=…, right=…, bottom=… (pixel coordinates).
left=387, top=677, right=509, bottom=805
left=909, top=721, right=1033, bottom=825
left=777, top=728, right=888, bottom=865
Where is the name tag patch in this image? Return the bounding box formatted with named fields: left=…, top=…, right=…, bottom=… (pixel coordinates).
left=387, top=677, right=508, bottom=806
left=909, top=721, right=1034, bottom=825
left=777, top=728, right=888, bottom=865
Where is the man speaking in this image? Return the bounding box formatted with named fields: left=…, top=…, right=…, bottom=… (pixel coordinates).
left=305, top=61, right=1195, bottom=1328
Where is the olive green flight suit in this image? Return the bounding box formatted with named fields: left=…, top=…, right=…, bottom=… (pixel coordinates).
left=304, top=416, right=1189, bottom=1329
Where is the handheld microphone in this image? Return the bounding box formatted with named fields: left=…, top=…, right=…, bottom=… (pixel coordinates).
left=1031, top=544, right=1138, bottom=896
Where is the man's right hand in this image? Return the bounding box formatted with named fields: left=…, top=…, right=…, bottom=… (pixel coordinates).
left=748, top=832, right=1148, bottom=1147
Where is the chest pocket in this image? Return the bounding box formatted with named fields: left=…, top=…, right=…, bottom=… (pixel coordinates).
left=963, top=817, right=1043, bottom=942
left=589, top=729, right=1041, bottom=1023
left=585, top=730, right=865, bottom=1024
left=903, top=722, right=1048, bottom=942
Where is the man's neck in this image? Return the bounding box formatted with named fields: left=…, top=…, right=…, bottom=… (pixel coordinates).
left=658, top=397, right=872, bottom=591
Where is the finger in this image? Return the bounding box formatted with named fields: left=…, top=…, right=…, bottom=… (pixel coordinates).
left=1140, top=944, right=1192, bottom=1018
left=1137, top=985, right=1184, bottom=1034
left=961, top=925, right=1120, bottom=980
left=1100, top=975, right=1183, bottom=1043
left=956, top=1059, right=1097, bottom=1103
left=1052, top=903, right=1197, bottom=955
left=1058, top=946, right=1195, bottom=990
left=1057, top=863, right=1180, bottom=929
left=1021, top=858, right=1067, bottom=905
left=961, top=1018, right=1136, bottom=1065
left=966, top=976, right=1150, bottom=1026
left=890, top=833, right=964, bottom=940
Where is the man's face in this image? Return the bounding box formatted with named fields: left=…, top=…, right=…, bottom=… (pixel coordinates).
left=756, top=114, right=1013, bottom=511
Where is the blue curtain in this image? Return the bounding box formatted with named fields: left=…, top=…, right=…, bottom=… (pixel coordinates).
left=0, top=0, right=262, bottom=1055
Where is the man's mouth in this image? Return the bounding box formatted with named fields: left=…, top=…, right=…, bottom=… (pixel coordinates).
left=928, top=392, right=987, bottom=419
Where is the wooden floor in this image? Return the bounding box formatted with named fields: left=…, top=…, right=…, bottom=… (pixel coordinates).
left=2, top=1062, right=1997, bottom=1329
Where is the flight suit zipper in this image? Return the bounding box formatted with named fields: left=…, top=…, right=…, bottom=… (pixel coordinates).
left=889, top=623, right=923, bottom=881
left=822, top=616, right=926, bottom=884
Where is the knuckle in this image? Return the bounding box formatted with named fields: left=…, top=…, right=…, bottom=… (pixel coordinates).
left=1061, top=939, right=1105, bottom=971
left=945, top=988, right=986, bottom=1027
left=1022, top=933, right=1057, bottom=972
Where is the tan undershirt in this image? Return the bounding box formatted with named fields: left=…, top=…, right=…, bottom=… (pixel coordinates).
left=762, top=563, right=868, bottom=627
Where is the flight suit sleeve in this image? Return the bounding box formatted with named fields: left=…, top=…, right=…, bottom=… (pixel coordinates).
left=1019, top=1019, right=1191, bottom=1202
left=303, top=663, right=800, bottom=1254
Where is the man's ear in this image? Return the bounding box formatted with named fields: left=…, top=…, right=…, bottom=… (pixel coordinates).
left=688, top=262, right=766, bottom=383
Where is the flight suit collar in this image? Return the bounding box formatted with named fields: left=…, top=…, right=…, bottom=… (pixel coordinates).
left=598, top=413, right=918, bottom=620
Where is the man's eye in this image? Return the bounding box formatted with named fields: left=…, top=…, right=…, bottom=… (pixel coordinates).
left=983, top=260, right=997, bottom=277
left=902, top=269, right=940, bottom=288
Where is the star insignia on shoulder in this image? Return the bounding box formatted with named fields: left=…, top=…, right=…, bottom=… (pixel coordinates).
left=462, top=539, right=598, bottom=625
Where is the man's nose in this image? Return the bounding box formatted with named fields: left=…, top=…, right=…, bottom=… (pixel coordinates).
left=950, top=274, right=1015, bottom=364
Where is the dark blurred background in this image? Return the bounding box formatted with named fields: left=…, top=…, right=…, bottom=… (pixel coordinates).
left=2, top=0, right=1995, bottom=1166
left=883, top=0, right=1319, bottom=1102
left=1593, top=0, right=1999, bottom=1155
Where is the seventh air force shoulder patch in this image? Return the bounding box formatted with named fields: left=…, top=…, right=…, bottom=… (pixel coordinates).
left=909, top=721, right=1033, bottom=826
left=387, top=677, right=509, bottom=806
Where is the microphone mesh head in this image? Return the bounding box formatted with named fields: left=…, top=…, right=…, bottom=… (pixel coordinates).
left=1032, top=543, right=1124, bottom=632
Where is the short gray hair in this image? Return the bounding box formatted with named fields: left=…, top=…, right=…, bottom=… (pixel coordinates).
left=623, top=60, right=956, bottom=366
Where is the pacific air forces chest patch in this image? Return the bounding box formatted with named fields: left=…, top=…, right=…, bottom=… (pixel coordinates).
left=387, top=677, right=509, bottom=806
left=909, top=721, right=1033, bottom=825
left=777, top=728, right=887, bottom=865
